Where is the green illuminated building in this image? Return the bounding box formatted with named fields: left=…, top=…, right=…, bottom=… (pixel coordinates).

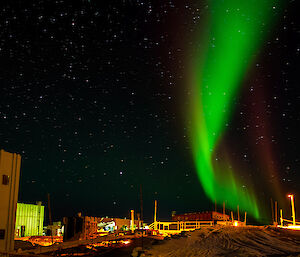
left=15, top=202, right=45, bottom=237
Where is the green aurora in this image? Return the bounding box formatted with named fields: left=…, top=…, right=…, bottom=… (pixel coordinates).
left=189, top=0, right=281, bottom=219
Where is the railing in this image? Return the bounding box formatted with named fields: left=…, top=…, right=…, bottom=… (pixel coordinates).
left=148, top=220, right=214, bottom=234
left=281, top=218, right=300, bottom=224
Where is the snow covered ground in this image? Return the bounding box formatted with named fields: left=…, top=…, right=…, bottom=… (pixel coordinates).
left=145, top=225, right=300, bottom=256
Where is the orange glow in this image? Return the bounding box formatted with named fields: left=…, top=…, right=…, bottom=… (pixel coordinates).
left=288, top=194, right=293, bottom=198
left=15, top=236, right=63, bottom=246
left=86, top=239, right=131, bottom=249
left=234, top=221, right=239, bottom=227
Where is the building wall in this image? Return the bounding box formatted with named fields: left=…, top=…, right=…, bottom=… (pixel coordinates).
left=82, top=216, right=101, bottom=239
left=0, top=150, right=21, bottom=252
left=172, top=211, right=229, bottom=221
left=15, top=203, right=45, bottom=237
left=63, top=217, right=84, bottom=241
left=212, top=211, right=230, bottom=221
left=114, top=218, right=131, bottom=230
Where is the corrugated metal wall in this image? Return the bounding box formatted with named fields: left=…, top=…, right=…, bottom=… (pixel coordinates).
left=15, top=203, right=44, bottom=237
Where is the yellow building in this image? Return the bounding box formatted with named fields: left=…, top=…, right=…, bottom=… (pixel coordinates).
left=15, top=202, right=45, bottom=237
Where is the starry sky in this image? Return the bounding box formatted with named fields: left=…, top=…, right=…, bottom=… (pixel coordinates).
left=0, top=0, right=299, bottom=223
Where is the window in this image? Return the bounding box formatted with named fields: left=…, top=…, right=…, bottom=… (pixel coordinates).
left=2, top=175, right=9, bottom=185
left=0, top=229, right=5, bottom=240
left=169, top=224, right=178, bottom=230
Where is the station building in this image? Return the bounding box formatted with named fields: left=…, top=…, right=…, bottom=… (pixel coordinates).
left=63, top=214, right=139, bottom=241
left=0, top=150, right=21, bottom=252
left=172, top=211, right=229, bottom=222
left=15, top=202, right=45, bottom=237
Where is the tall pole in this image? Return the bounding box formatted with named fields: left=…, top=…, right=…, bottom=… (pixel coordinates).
left=288, top=195, right=296, bottom=226
left=237, top=205, right=240, bottom=222
left=231, top=211, right=234, bottom=222
left=140, top=185, right=143, bottom=229
left=244, top=212, right=247, bottom=226
left=131, top=210, right=135, bottom=233
left=140, top=184, right=144, bottom=250
left=275, top=201, right=278, bottom=225
left=154, top=200, right=157, bottom=229
left=270, top=198, right=274, bottom=224
left=47, top=193, right=52, bottom=226
left=154, top=200, right=157, bottom=222
left=47, top=193, right=53, bottom=245
left=223, top=201, right=225, bottom=221
left=280, top=209, right=283, bottom=226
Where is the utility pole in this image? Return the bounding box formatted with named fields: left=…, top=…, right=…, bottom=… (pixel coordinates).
left=140, top=184, right=144, bottom=250
left=47, top=193, right=53, bottom=245
left=131, top=210, right=135, bottom=233
left=223, top=201, right=225, bottom=221
left=280, top=209, right=283, bottom=226
left=140, top=185, right=143, bottom=229
left=154, top=200, right=157, bottom=229
left=270, top=198, right=274, bottom=224
left=275, top=201, right=278, bottom=225
left=288, top=194, right=296, bottom=226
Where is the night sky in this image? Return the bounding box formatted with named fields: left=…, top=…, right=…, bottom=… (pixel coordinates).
left=0, top=0, right=299, bottom=223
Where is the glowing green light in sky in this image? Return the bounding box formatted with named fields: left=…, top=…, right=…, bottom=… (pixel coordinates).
left=190, top=0, right=279, bottom=219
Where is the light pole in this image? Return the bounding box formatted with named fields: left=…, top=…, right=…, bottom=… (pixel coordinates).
left=131, top=210, right=135, bottom=233
left=288, top=194, right=296, bottom=226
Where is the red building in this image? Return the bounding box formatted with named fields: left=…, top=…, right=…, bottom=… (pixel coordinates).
left=172, top=211, right=229, bottom=222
